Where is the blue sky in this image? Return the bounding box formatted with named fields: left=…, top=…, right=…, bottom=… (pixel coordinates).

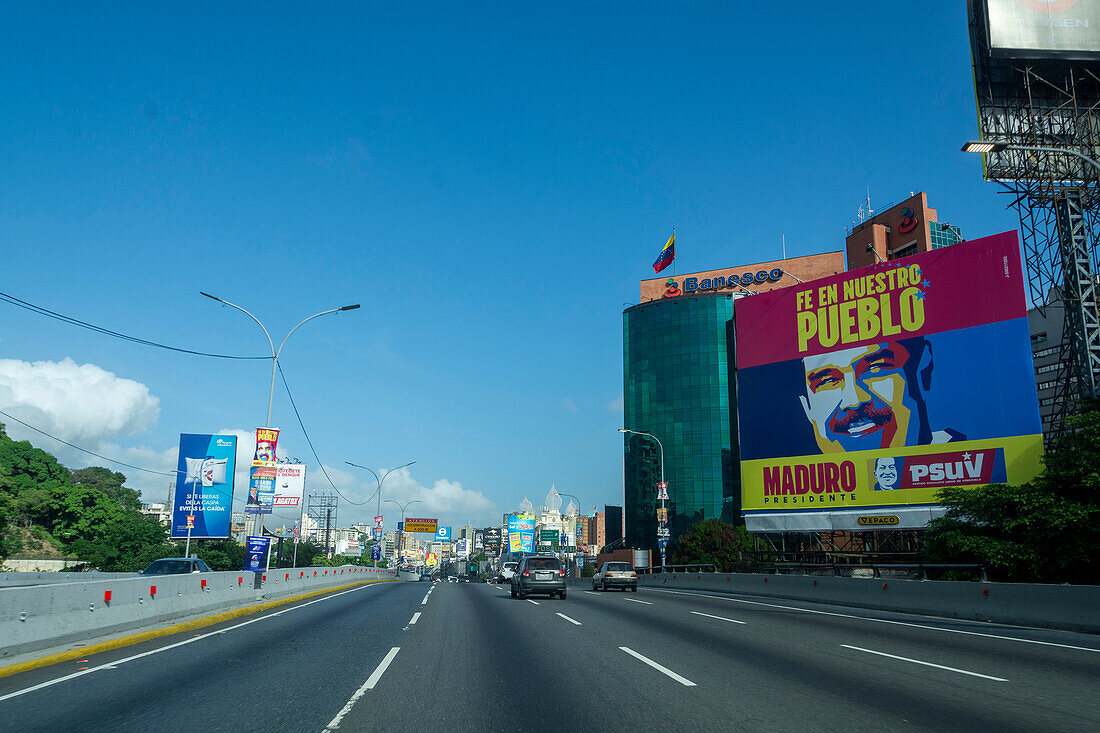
left=0, top=2, right=1020, bottom=531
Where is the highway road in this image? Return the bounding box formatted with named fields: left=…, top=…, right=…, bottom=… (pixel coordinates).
left=1, top=579, right=1098, bottom=731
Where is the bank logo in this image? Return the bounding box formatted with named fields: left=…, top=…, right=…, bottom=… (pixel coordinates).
left=898, top=207, right=918, bottom=234
left=663, top=278, right=681, bottom=297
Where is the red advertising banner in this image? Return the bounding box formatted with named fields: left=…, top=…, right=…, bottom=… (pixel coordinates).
left=735, top=231, right=1027, bottom=370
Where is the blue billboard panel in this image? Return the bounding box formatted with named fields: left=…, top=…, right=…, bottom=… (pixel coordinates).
left=172, top=433, right=237, bottom=539
left=435, top=526, right=452, bottom=541
left=244, top=536, right=270, bottom=572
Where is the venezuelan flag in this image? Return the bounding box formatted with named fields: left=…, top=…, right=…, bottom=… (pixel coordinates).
left=652, top=232, right=675, bottom=274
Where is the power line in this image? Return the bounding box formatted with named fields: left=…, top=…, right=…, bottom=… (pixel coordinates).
left=0, top=407, right=302, bottom=523
left=0, top=290, right=270, bottom=360
left=276, top=362, right=374, bottom=506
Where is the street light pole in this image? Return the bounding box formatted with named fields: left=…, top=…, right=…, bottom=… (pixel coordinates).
left=201, top=292, right=359, bottom=578
left=346, top=461, right=415, bottom=567
left=962, top=140, right=1100, bottom=176
left=386, top=498, right=422, bottom=569
left=619, top=428, right=666, bottom=571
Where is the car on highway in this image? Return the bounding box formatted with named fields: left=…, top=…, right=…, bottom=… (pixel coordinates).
left=511, top=555, right=567, bottom=599
left=498, top=561, right=519, bottom=583
left=592, top=561, right=638, bottom=592
left=419, top=573, right=433, bottom=582
left=139, top=558, right=212, bottom=575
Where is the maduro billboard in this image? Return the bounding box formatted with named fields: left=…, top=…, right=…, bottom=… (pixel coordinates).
left=172, top=433, right=237, bottom=539
left=735, top=231, right=1043, bottom=531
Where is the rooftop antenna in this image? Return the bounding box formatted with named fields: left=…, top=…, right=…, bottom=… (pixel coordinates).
left=866, top=187, right=874, bottom=219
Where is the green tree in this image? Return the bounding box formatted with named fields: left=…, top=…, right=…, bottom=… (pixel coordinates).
left=71, top=467, right=142, bottom=512
left=672, top=518, right=754, bottom=572
left=924, top=401, right=1100, bottom=584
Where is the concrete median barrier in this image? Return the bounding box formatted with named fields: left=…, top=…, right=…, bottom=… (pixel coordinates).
left=0, top=566, right=397, bottom=660
left=630, top=572, right=1100, bottom=632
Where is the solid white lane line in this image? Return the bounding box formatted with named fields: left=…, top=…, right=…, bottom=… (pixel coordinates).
left=691, top=611, right=746, bottom=625
left=556, top=613, right=582, bottom=626
left=624, top=598, right=652, bottom=605
left=526, top=599, right=540, bottom=605
left=619, top=647, right=696, bottom=687
left=0, top=583, right=383, bottom=703
left=324, top=647, right=402, bottom=730
left=840, top=645, right=1008, bottom=681
left=408, top=612, right=421, bottom=625
left=583, top=591, right=601, bottom=596
left=648, top=588, right=1100, bottom=654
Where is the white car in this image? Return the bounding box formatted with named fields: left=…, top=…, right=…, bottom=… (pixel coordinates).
left=499, top=561, right=519, bottom=582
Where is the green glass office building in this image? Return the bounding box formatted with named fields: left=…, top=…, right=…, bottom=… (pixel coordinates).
left=622, top=293, right=740, bottom=557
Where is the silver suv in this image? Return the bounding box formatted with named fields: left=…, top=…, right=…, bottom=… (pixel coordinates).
left=511, top=555, right=567, bottom=599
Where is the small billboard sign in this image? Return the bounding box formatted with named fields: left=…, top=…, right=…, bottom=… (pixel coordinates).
left=244, top=536, right=270, bottom=572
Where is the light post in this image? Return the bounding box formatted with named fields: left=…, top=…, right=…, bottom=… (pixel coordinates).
left=346, top=461, right=415, bottom=567
left=556, top=491, right=583, bottom=578
left=962, top=140, right=1100, bottom=176
left=201, top=292, right=359, bottom=578
left=386, top=498, right=422, bottom=569
left=619, top=428, right=666, bottom=571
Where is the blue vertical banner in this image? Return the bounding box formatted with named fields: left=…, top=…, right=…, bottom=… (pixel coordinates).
left=172, top=434, right=237, bottom=539
left=244, top=536, right=270, bottom=572
left=371, top=544, right=381, bottom=561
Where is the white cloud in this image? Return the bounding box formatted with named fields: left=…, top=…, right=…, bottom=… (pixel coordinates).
left=607, top=395, right=624, bottom=412
left=0, top=357, right=159, bottom=444
left=563, top=397, right=579, bottom=413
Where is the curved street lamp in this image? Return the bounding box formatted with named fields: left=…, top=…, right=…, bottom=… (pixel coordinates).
left=346, top=461, right=416, bottom=567
left=386, top=498, right=423, bottom=568
left=619, top=428, right=667, bottom=571
left=201, top=292, right=359, bottom=567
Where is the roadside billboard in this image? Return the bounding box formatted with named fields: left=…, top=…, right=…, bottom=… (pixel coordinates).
left=244, top=536, right=270, bottom=572
left=246, top=465, right=276, bottom=514
left=508, top=514, right=536, bottom=553
left=404, top=518, right=438, bottom=534
left=426, top=552, right=438, bottom=567
left=172, top=433, right=237, bottom=539
left=986, top=0, right=1100, bottom=57
left=734, top=231, right=1043, bottom=532
left=435, top=526, right=453, bottom=541
left=482, top=526, right=502, bottom=555
left=273, top=464, right=306, bottom=513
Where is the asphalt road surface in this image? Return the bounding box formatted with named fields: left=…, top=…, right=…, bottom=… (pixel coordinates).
left=2, top=580, right=1098, bottom=732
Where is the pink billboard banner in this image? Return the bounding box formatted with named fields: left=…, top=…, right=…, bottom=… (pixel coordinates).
left=734, top=231, right=1027, bottom=370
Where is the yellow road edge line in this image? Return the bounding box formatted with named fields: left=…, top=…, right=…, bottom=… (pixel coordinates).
left=0, top=578, right=398, bottom=680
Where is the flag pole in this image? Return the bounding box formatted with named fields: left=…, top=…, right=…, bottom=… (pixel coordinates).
left=673, top=227, right=676, bottom=276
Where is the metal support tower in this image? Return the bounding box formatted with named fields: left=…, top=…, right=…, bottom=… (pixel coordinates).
left=306, top=492, right=338, bottom=553
left=968, top=1, right=1100, bottom=444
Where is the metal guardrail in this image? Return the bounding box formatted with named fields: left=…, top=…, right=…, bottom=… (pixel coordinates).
left=769, top=562, right=989, bottom=581
left=638, top=564, right=718, bottom=575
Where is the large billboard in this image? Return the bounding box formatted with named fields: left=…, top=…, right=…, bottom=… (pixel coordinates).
left=435, top=526, right=452, bottom=541
left=482, top=526, right=502, bottom=555
left=985, top=0, right=1100, bottom=57
left=507, top=514, right=536, bottom=553
left=172, top=433, right=237, bottom=539
left=734, top=232, right=1044, bottom=532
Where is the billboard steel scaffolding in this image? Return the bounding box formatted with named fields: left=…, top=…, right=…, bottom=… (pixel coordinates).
left=969, top=0, right=1100, bottom=444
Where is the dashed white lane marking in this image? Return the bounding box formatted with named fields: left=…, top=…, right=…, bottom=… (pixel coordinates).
left=624, top=598, right=652, bottom=605
left=526, top=599, right=540, bottom=605
left=691, top=610, right=746, bottom=625
left=648, top=588, right=1100, bottom=654
left=408, top=612, right=421, bottom=625
left=421, top=594, right=430, bottom=605
left=840, top=645, right=1008, bottom=682
left=0, top=583, right=382, bottom=703
left=583, top=591, right=600, bottom=596
left=556, top=613, right=582, bottom=626
left=324, top=647, right=402, bottom=729
left=619, top=647, right=696, bottom=686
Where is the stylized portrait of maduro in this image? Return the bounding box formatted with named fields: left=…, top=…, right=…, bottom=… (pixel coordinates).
left=799, top=337, right=965, bottom=454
